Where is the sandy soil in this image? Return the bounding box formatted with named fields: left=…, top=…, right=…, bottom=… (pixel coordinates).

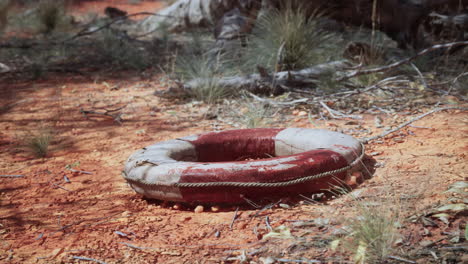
left=0, top=70, right=466, bottom=263
left=1, top=1, right=467, bottom=264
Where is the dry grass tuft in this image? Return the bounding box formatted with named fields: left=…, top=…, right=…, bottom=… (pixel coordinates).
left=331, top=188, right=402, bottom=263
left=21, top=128, right=54, bottom=158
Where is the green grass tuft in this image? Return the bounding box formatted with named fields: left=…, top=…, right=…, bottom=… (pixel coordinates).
left=176, top=53, right=231, bottom=104
left=331, top=189, right=402, bottom=263
left=23, top=129, right=53, bottom=158
left=36, top=0, right=69, bottom=34
left=243, top=3, right=333, bottom=73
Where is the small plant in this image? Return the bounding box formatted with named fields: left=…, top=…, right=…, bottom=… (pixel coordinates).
left=243, top=3, right=333, bottom=73
left=0, top=0, right=12, bottom=35
left=22, top=128, right=54, bottom=158
left=176, top=53, right=231, bottom=104
left=331, top=190, right=402, bottom=263
left=238, top=100, right=270, bottom=128
left=353, top=72, right=384, bottom=87
left=36, top=0, right=69, bottom=34
left=97, top=29, right=151, bottom=70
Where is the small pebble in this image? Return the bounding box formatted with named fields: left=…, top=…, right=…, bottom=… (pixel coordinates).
left=211, top=206, right=220, bottom=212
left=173, top=203, right=181, bottom=210
left=194, top=205, right=204, bottom=213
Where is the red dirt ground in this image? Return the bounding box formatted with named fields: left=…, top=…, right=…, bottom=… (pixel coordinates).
left=1, top=1, right=467, bottom=264
left=1, top=71, right=466, bottom=263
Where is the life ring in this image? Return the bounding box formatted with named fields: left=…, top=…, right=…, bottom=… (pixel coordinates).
left=122, top=128, right=365, bottom=204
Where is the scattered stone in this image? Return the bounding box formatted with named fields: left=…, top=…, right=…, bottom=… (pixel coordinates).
left=211, top=206, right=220, bottom=212
left=194, top=205, right=204, bottom=213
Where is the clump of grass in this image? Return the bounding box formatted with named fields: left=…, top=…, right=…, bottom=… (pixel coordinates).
left=97, top=29, right=151, bottom=70
left=36, top=0, right=69, bottom=34
left=331, top=190, right=402, bottom=263
left=243, top=3, right=333, bottom=73
left=352, top=72, right=384, bottom=87
left=0, top=0, right=12, bottom=35
left=238, top=100, right=270, bottom=128
left=22, top=129, right=54, bottom=158
left=176, top=53, right=231, bottom=104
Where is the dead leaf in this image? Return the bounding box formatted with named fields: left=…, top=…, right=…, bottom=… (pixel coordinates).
left=432, top=213, right=450, bottom=225
left=263, top=225, right=293, bottom=239
left=421, top=216, right=438, bottom=227
left=436, top=203, right=467, bottom=214
left=330, top=239, right=340, bottom=251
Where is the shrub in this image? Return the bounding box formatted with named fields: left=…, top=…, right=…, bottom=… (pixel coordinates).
left=36, top=0, right=69, bottom=34
left=176, top=53, right=231, bottom=104
left=97, top=29, right=151, bottom=70
left=238, top=100, right=270, bottom=128
left=331, top=190, right=402, bottom=263
left=22, top=128, right=54, bottom=158
left=243, top=3, right=333, bottom=73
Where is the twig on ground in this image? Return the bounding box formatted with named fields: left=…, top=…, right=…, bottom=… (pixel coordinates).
left=410, top=63, right=429, bottom=90
left=388, top=255, right=416, bottom=264
left=65, top=12, right=172, bottom=42
left=0, top=175, right=24, bottom=178
left=119, top=242, right=146, bottom=250
left=320, top=101, right=362, bottom=120
left=80, top=105, right=126, bottom=124
left=69, top=168, right=93, bottom=175
left=408, top=124, right=432, bottom=129
left=248, top=92, right=308, bottom=106
left=253, top=200, right=282, bottom=217
left=71, top=256, right=107, bottom=264
left=229, top=207, right=239, bottom=230
left=51, top=183, right=70, bottom=192
left=339, top=41, right=468, bottom=81
left=241, top=195, right=261, bottom=208
left=265, top=216, right=272, bottom=231
left=360, top=106, right=468, bottom=144
left=276, top=258, right=321, bottom=263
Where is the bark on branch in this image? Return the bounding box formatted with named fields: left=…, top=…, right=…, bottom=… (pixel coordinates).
left=182, top=60, right=349, bottom=95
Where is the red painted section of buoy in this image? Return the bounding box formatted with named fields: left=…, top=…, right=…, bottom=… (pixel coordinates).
left=188, top=128, right=281, bottom=162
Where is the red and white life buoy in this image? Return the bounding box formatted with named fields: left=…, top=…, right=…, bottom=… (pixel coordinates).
left=122, top=128, right=365, bottom=203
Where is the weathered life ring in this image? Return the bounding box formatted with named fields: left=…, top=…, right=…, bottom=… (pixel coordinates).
left=122, top=128, right=365, bottom=204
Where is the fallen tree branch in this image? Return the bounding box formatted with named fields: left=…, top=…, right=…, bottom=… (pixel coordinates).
left=360, top=106, right=468, bottom=144
left=339, top=41, right=468, bottom=81
left=181, top=60, right=349, bottom=95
